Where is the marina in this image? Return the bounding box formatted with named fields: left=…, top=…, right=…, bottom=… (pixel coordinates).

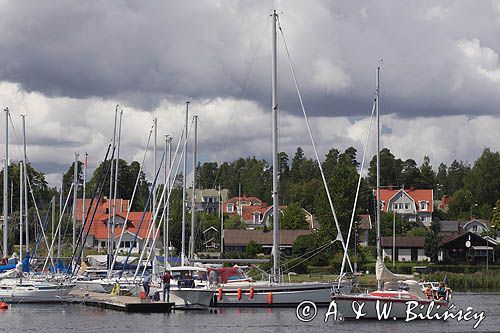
left=0, top=1, right=499, bottom=332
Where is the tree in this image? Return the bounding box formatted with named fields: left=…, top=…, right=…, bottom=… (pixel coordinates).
left=368, top=148, right=403, bottom=187
left=418, top=156, right=436, bottom=189
left=491, top=200, right=500, bottom=234
left=424, top=220, right=442, bottom=262
left=224, top=214, right=244, bottom=229
left=246, top=240, right=262, bottom=258
left=281, top=203, right=308, bottom=230
left=464, top=148, right=500, bottom=208
left=197, top=162, right=218, bottom=189
left=322, top=148, right=339, bottom=179
left=447, top=160, right=470, bottom=195
left=447, top=188, right=473, bottom=220
left=400, top=159, right=421, bottom=188
left=407, top=227, right=428, bottom=237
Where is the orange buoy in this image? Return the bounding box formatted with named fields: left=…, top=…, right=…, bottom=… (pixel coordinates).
left=0, top=302, right=8, bottom=310
left=267, top=292, right=273, bottom=305
left=237, top=288, right=242, bottom=301
left=218, top=288, right=223, bottom=301
left=139, top=291, right=147, bottom=300
left=249, top=287, right=254, bottom=300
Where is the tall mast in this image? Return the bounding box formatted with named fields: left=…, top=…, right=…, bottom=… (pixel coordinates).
left=108, top=105, right=118, bottom=273
left=181, top=101, right=189, bottom=266
left=82, top=152, right=87, bottom=225
left=164, top=135, right=172, bottom=263
left=219, top=184, right=224, bottom=256
left=21, top=115, right=29, bottom=257
left=58, top=175, right=63, bottom=259
left=152, top=116, right=157, bottom=274
left=19, top=161, right=23, bottom=260
left=189, top=115, right=198, bottom=260
left=376, top=66, right=382, bottom=290
left=271, top=10, right=280, bottom=283
left=3, top=107, right=9, bottom=259
left=72, top=152, right=79, bottom=252
left=112, top=109, right=123, bottom=272
left=51, top=195, right=55, bottom=260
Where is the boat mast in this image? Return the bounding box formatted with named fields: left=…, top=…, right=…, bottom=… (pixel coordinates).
left=152, top=116, right=157, bottom=274
left=108, top=105, right=118, bottom=272
left=111, top=109, right=123, bottom=274
left=376, top=66, right=382, bottom=290
left=189, top=115, right=198, bottom=260
left=271, top=10, right=280, bottom=283
left=164, top=135, right=172, bottom=263
left=19, top=160, right=23, bottom=260
left=21, top=114, right=29, bottom=257
left=3, top=107, right=8, bottom=259
left=72, top=152, right=79, bottom=252
left=82, top=153, right=87, bottom=226
left=181, top=101, right=189, bottom=266
left=58, top=175, right=63, bottom=259
left=219, top=184, right=224, bottom=256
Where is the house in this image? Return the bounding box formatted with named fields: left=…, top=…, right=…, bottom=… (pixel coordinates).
left=202, top=226, right=220, bottom=251
left=463, top=219, right=490, bottom=234
left=223, top=195, right=315, bottom=229
left=377, top=188, right=433, bottom=226
left=380, top=236, right=430, bottom=262
left=76, top=198, right=160, bottom=253
left=440, top=232, right=496, bottom=264
left=223, top=229, right=313, bottom=255
left=187, top=188, right=229, bottom=214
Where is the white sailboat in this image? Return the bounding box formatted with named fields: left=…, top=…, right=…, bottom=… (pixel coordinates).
left=0, top=110, right=74, bottom=303
left=331, top=67, right=449, bottom=319
left=214, top=11, right=352, bottom=307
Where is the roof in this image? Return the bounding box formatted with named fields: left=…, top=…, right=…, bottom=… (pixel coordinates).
left=439, top=221, right=465, bottom=233
left=377, top=189, right=433, bottom=213
left=224, top=229, right=313, bottom=246
left=380, top=236, right=425, bottom=248
left=440, top=232, right=496, bottom=249
left=225, top=196, right=264, bottom=205
left=75, top=198, right=130, bottom=222
left=84, top=210, right=158, bottom=240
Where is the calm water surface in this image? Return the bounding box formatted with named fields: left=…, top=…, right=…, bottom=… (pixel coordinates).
left=0, top=293, right=498, bottom=332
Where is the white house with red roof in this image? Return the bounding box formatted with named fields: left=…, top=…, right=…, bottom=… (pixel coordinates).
left=377, top=188, right=434, bottom=226
left=75, top=198, right=160, bottom=253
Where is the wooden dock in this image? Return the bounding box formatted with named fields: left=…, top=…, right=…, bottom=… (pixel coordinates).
left=66, top=290, right=174, bottom=313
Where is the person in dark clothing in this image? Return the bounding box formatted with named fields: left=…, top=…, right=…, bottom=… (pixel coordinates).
left=143, top=274, right=152, bottom=297
left=162, top=270, right=172, bottom=302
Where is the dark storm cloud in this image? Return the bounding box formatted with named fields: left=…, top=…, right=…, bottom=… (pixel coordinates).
left=1, top=1, right=500, bottom=117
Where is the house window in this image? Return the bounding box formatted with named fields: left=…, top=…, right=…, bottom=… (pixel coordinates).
left=253, top=212, right=260, bottom=224
left=404, top=203, right=409, bottom=210
left=100, top=241, right=106, bottom=248
left=393, top=203, right=398, bottom=210
left=472, top=225, right=478, bottom=232
left=420, top=201, right=427, bottom=210
left=227, top=204, right=234, bottom=213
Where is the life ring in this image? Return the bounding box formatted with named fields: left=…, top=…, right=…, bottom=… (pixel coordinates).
left=0, top=302, right=8, bottom=310
left=237, top=288, right=242, bottom=301
left=249, top=287, right=254, bottom=300
left=218, top=288, right=223, bottom=301
left=267, top=292, right=273, bottom=305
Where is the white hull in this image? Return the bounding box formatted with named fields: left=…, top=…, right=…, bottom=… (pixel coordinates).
left=331, top=294, right=448, bottom=319
left=215, top=281, right=352, bottom=307
left=168, top=288, right=214, bottom=309
left=0, top=282, right=74, bottom=303
left=74, top=279, right=114, bottom=293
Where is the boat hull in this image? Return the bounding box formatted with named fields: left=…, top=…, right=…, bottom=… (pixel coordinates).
left=214, top=281, right=352, bottom=307
left=330, top=294, right=448, bottom=320
left=168, top=288, right=214, bottom=309
left=0, top=284, right=74, bottom=303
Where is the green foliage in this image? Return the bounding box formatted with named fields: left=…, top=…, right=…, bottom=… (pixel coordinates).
left=407, top=227, right=428, bottom=237
left=492, top=200, right=500, bottom=232
left=246, top=240, right=262, bottom=258
left=292, top=232, right=333, bottom=267
left=281, top=202, right=308, bottom=230
left=447, top=188, right=473, bottom=219
left=464, top=148, right=500, bottom=208
left=224, top=214, right=244, bottom=229
left=424, top=220, right=442, bottom=262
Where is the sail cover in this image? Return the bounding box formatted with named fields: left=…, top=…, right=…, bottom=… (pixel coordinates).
left=375, top=258, right=413, bottom=282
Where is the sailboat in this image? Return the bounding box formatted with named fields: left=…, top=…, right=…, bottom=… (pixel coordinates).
left=213, top=11, right=352, bottom=307
left=331, top=67, right=449, bottom=319
left=0, top=110, right=74, bottom=303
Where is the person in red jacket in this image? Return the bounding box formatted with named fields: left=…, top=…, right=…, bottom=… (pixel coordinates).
left=162, top=270, right=172, bottom=302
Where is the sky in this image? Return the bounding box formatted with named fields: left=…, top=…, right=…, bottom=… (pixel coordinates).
left=0, top=1, right=500, bottom=187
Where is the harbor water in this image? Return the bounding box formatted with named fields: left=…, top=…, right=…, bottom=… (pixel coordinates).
left=0, top=293, right=498, bottom=332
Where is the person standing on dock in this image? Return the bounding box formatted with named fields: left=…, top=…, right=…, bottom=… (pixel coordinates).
left=162, top=270, right=172, bottom=302
left=143, top=274, right=152, bottom=298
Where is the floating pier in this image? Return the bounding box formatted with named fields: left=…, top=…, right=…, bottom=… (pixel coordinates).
left=66, top=290, right=174, bottom=313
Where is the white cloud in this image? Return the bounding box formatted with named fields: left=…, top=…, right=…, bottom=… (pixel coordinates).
left=457, top=38, right=500, bottom=82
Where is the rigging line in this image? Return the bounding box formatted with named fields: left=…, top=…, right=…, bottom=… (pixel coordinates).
left=277, top=17, right=353, bottom=272
left=135, top=122, right=192, bottom=280
left=110, top=125, right=154, bottom=271
left=339, top=98, right=377, bottom=282
left=281, top=239, right=334, bottom=266
left=211, top=15, right=271, bottom=189
left=282, top=241, right=334, bottom=273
